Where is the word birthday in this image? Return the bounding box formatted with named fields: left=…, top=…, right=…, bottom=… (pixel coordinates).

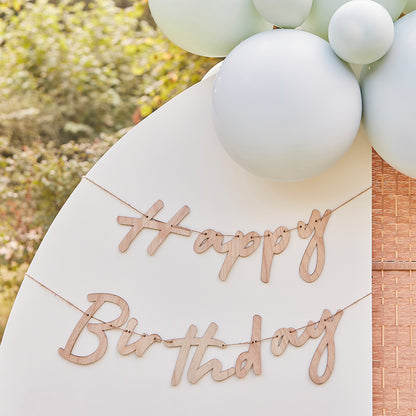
left=59, top=293, right=343, bottom=386
left=117, top=200, right=332, bottom=283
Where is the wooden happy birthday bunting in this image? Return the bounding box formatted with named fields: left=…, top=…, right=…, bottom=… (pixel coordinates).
left=57, top=291, right=345, bottom=386
left=117, top=199, right=332, bottom=284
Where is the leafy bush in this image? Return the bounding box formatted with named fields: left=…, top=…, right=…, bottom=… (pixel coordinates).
left=0, top=0, right=218, bottom=341
left=0, top=0, right=218, bottom=144
left=0, top=132, right=124, bottom=340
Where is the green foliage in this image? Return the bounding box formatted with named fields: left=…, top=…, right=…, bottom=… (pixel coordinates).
left=0, top=0, right=217, bottom=342
left=0, top=132, right=122, bottom=339
left=0, top=0, right=218, bottom=144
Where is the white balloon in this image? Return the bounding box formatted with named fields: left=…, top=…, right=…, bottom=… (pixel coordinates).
left=148, top=0, right=271, bottom=57
left=212, top=30, right=362, bottom=182
left=361, top=11, right=416, bottom=179
left=329, top=1, right=394, bottom=64
left=405, top=0, right=416, bottom=12
left=302, top=0, right=404, bottom=40
left=253, top=0, right=313, bottom=28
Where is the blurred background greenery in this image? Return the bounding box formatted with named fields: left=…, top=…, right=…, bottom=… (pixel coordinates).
left=0, top=0, right=218, bottom=342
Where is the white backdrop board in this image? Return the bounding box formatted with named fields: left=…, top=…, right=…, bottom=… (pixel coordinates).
left=0, top=77, right=372, bottom=415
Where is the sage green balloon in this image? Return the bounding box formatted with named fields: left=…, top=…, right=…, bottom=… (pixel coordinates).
left=361, top=11, right=416, bottom=179
left=303, top=0, right=405, bottom=40
left=405, top=0, right=416, bottom=13
left=253, top=0, right=313, bottom=28
left=328, top=0, right=394, bottom=65
left=375, top=0, right=407, bottom=20
left=148, top=0, right=271, bottom=57
left=302, top=0, right=351, bottom=40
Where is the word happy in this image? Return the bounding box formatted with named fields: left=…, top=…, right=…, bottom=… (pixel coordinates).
left=117, top=200, right=332, bottom=283
left=59, top=293, right=343, bottom=386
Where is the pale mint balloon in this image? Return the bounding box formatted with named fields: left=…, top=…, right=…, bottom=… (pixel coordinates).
left=303, top=0, right=405, bottom=40
left=302, top=0, right=350, bottom=40
left=253, top=0, right=313, bottom=28
left=329, top=1, right=394, bottom=64
left=373, top=0, right=407, bottom=19
left=212, top=30, right=362, bottom=182
left=405, top=0, right=416, bottom=12
left=361, top=11, right=416, bottom=179
left=148, top=0, right=271, bottom=57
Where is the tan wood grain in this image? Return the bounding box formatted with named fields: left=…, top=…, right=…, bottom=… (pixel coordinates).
left=261, top=226, right=290, bottom=283
left=118, top=200, right=191, bottom=254
left=298, top=209, right=332, bottom=283
left=117, top=318, right=162, bottom=357
left=59, top=293, right=130, bottom=365
left=308, top=310, right=343, bottom=385
left=187, top=322, right=235, bottom=384
left=235, top=315, right=262, bottom=379
left=194, top=230, right=261, bottom=281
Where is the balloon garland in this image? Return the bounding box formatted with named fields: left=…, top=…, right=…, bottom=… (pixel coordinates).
left=148, top=1, right=416, bottom=182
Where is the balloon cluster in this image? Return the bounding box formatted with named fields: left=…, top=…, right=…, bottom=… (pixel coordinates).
left=149, top=0, right=416, bottom=181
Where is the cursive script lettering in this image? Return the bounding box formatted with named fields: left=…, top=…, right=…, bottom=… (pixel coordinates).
left=59, top=293, right=130, bottom=365
left=194, top=230, right=260, bottom=281
left=271, top=308, right=343, bottom=384
left=118, top=200, right=191, bottom=255
left=118, top=201, right=332, bottom=284
left=117, top=318, right=162, bottom=357
left=165, top=323, right=235, bottom=385
left=235, top=315, right=262, bottom=378
left=60, top=294, right=343, bottom=386
left=261, top=227, right=290, bottom=283
left=297, top=209, right=332, bottom=283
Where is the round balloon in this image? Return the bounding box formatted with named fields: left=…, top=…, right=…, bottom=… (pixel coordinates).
left=303, top=0, right=405, bottom=39
left=253, top=0, right=313, bottom=28
left=329, top=1, right=394, bottom=64
left=212, top=30, right=362, bottom=182
left=361, top=12, right=416, bottom=178
left=405, top=0, right=416, bottom=12
left=372, top=0, right=406, bottom=20
left=301, top=0, right=350, bottom=39
left=148, top=0, right=271, bottom=57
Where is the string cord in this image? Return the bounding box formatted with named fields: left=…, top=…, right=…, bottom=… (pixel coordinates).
left=81, top=176, right=372, bottom=238
left=25, top=179, right=372, bottom=345
left=25, top=274, right=371, bottom=348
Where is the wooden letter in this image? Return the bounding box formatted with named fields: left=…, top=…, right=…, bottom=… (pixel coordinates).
left=187, top=323, right=235, bottom=384
left=118, top=200, right=191, bottom=255
left=309, top=309, right=343, bottom=385
left=59, top=293, right=129, bottom=365
left=118, top=200, right=164, bottom=252
left=297, top=209, right=332, bottom=283
left=270, top=328, right=290, bottom=356
left=235, top=315, right=262, bottom=378
left=166, top=323, right=235, bottom=386
left=194, top=230, right=260, bottom=281
left=261, top=226, right=290, bottom=283
left=117, top=318, right=162, bottom=357
left=165, top=325, right=198, bottom=386
left=271, top=309, right=342, bottom=384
